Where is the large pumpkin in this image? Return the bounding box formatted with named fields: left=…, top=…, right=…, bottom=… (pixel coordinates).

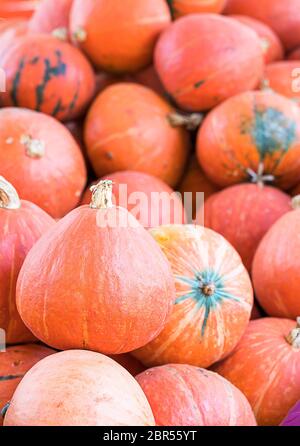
left=0, top=0, right=38, bottom=19
left=203, top=184, right=291, bottom=272
left=28, top=0, right=73, bottom=40
left=169, top=0, right=227, bottom=18
left=70, top=0, right=171, bottom=74
left=262, top=62, right=300, bottom=104
left=136, top=364, right=256, bottom=426
left=81, top=171, right=186, bottom=228
left=0, top=108, right=86, bottom=219
left=84, top=83, right=190, bottom=187
left=0, top=177, right=54, bottom=344
left=214, top=317, right=300, bottom=426
left=16, top=181, right=175, bottom=354
left=252, top=198, right=300, bottom=319
left=4, top=350, right=155, bottom=426
left=197, top=90, right=300, bottom=190
left=0, top=343, right=55, bottom=426
left=154, top=14, right=264, bottom=112
left=0, top=34, right=95, bottom=121
left=133, top=225, right=253, bottom=368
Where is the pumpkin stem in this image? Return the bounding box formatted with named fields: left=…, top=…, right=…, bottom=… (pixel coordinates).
left=0, top=177, right=21, bottom=210
left=286, top=317, right=300, bottom=349
left=292, top=195, right=300, bottom=210
left=73, top=27, right=87, bottom=43
left=52, top=27, right=68, bottom=41
left=247, top=162, right=275, bottom=187
left=202, top=283, right=216, bottom=297
left=20, top=134, right=45, bottom=159
left=90, top=180, right=114, bottom=209
left=167, top=112, right=203, bottom=131
left=1, top=402, right=10, bottom=419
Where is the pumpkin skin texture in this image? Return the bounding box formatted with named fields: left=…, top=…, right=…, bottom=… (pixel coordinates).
left=263, top=62, right=300, bottom=105
left=0, top=108, right=87, bottom=219
left=0, top=34, right=96, bottom=121
left=213, top=318, right=300, bottom=426
left=4, top=350, right=155, bottom=426
left=169, top=0, right=227, bottom=18
left=154, top=14, right=264, bottom=112
left=133, top=225, right=253, bottom=368
left=136, top=364, right=256, bottom=426
left=197, top=90, right=300, bottom=190
left=84, top=83, right=190, bottom=187
left=28, top=0, right=73, bottom=40
left=288, top=47, right=300, bottom=61
left=70, top=0, right=171, bottom=74
left=203, top=184, right=291, bottom=272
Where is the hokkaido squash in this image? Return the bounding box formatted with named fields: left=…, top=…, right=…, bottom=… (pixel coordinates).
left=84, top=83, right=190, bottom=188
left=225, top=0, right=300, bottom=51
left=70, top=0, right=171, bottom=74
left=136, top=364, right=256, bottom=426
left=0, top=108, right=87, bottom=218
left=0, top=0, right=38, bottom=19
left=262, top=62, right=300, bottom=105
left=154, top=14, right=264, bottom=112
left=168, top=0, right=227, bottom=18
left=213, top=317, right=300, bottom=426
left=109, top=354, right=145, bottom=377
left=0, top=343, right=55, bottom=426
left=16, top=180, right=175, bottom=354
left=252, top=197, right=300, bottom=319
left=288, top=47, right=300, bottom=61
left=0, top=177, right=54, bottom=344
left=197, top=90, right=300, bottom=190
left=4, top=350, right=155, bottom=426
left=0, top=34, right=95, bottom=121
left=133, top=225, right=253, bottom=368
left=202, top=184, right=291, bottom=272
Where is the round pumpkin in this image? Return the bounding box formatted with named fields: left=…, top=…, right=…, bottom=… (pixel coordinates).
left=109, top=354, right=145, bottom=377
left=169, top=0, right=227, bottom=18
left=3, top=350, right=155, bottom=426
left=17, top=181, right=175, bottom=354
left=0, top=33, right=95, bottom=121
left=0, top=343, right=55, bottom=426
left=202, top=184, right=291, bottom=272
left=28, top=0, right=73, bottom=40
left=262, top=62, right=300, bottom=105
left=84, top=83, right=190, bottom=187
left=133, top=225, right=253, bottom=368
left=0, top=0, right=38, bottom=19
left=213, top=317, right=300, bottom=426
left=0, top=108, right=86, bottom=219
left=225, top=0, right=300, bottom=51
left=70, top=0, right=171, bottom=74
left=288, top=47, right=300, bottom=61
left=154, top=14, right=264, bottom=112
left=0, top=177, right=54, bottom=344
left=252, top=198, right=300, bottom=319
left=196, top=90, right=300, bottom=190
left=136, top=364, right=256, bottom=426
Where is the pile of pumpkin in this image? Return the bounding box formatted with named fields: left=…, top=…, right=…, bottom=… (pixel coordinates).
left=1, top=0, right=300, bottom=427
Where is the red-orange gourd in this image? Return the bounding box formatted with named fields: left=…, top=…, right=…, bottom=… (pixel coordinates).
left=0, top=34, right=95, bottom=121
left=4, top=350, right=155, bottom=426
left=203, top=184, right=291, bottom=272
left=154, top=14, right=264, bottom=112
left=133, top=225, right=253, bottom=368
left=288, top=47, right=300, bottom=61
left=0, top=108, right=86, bottom=218
left=16, top=181, right=175, bottom=354
left=84, top=83, right=190, bottom=188
left=28, top=0, right=73, bottom=40
left=214, top=317, right=300, bottom=426
left=0, top=0, right=38, bottom=19
left=197, top=90, right=300, bottom=190
left=169, top=0, right=227, bottom=18
left=262, top=62, right=300, bottom=105
left=0, top=178, right=55, bottom=344
left=70, top=0, right=171, bottom=74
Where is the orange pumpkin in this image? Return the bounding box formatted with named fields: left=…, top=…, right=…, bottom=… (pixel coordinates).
left=0, top=177, right=54, bottom=344
left=0, top=0, right=38, bottom=19
left=84, top=83, right=190, bottom=188
left=136, top=364, right=256, bottom=426
left=262, top=62, right=300, bottom=105
left=169, top=0, right=227, bottom=18
left=109, top=354, right=145, bottom=376
left=4, top=350, right=155, bottom=426
left=154, top=14, right=264, bottom=112
left=203, top=184, right=291, bottom=272
left=213, top=317, right=300, bottom=426
left=70, top=0, right=171, bottom=74
left=28, top=0, right=73, bottom=40
left=0, top=108, right=87, bottom=219
left=133, top=225, right=253, bottom=368
left=0, top=34, right=95, bottom=121
left=197, top=90, right=300, bottom=190
left=288, top=47, right=300, bottom=61
left=16, top=181, right=175, bottom=354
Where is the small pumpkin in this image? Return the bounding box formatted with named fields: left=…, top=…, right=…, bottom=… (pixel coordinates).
left=3, top=350, right=155, bottom=426
left=17, top=181, right=175, bottom=354
left=197, top=90, right=300, bottom=190
left=133, top=225, right=253, bottom=368
left=136, top=364, right=256, bottom=426
left=168, top=0, right=227, bottom=18
left=0, top=108, right=87, bottom=218
left=70, top=0, right=171, bottom=74
left=0, top=343, right=55, bottom=426
left=288, top=47, right=300, bottom=61
left=154, top=14, right=264, bottom=112
left=262, top=61, right=300, bottom=105
left=109, top=354, right=145, bottom=377
left=214, top=317, right=300, bottom=426
left=84, top=83, right=190, bottom=187
left=0, top=0, right=37, bottom=19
